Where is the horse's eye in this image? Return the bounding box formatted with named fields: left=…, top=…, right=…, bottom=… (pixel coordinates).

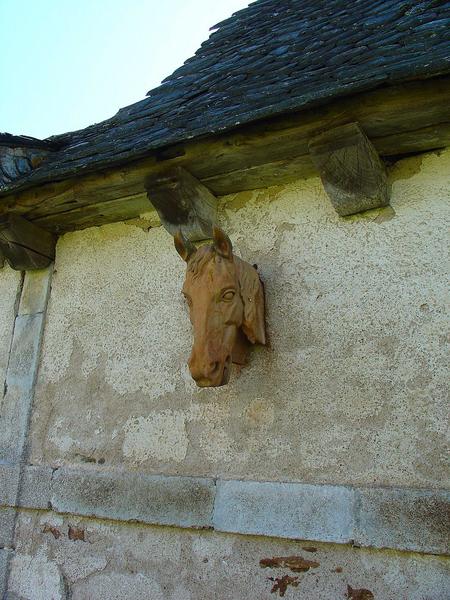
left=221, top=289, right=235, bottom=302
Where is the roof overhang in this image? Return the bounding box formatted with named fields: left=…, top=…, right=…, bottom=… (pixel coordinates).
left=0, top=76, right=449, bottom=244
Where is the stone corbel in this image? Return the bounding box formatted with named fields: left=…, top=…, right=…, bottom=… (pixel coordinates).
left=309, top=122, right=390, bottom=216
left=145, top=166, right=217, bottom=241
left=0, top=214, right=56, bottom=271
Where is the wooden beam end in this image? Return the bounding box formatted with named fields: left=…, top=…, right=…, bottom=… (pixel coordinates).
left=0, top=214, right=56, bottom=271
left=145, top=167, right=218, bottom=241
left=309, top=122, right=391, bottom=216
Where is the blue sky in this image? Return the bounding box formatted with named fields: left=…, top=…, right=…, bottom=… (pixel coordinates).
left=0, top=0, right=249, bottom=139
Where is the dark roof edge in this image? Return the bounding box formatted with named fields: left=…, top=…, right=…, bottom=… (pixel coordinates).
left=0, top=132, right=60, bottom=150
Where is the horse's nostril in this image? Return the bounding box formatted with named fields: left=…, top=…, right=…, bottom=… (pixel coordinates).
left=209, top=362, right=219, bottom=375
left=188, top=359, right=219, bottom=380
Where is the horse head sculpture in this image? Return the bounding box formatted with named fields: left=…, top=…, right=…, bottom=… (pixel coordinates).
left=175, top=226, right=266, bottom=387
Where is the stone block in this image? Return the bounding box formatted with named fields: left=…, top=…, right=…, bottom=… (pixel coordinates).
left=19, top=465, right=53, bottom=510
left=0, top=464, right=20, bottom=506
left=0, top=464, right=52, bottom=510
left=51, top=468, right=215, bottom=529
left=0, top=313, right=45, bottom=462
left=0, top=508, right=16, bottom=548
left=0, top=548, right=12, bottom=598
left=213, top=480, right=355, bottom=543
left=355, top=487, right=450, bottom=554
left=3, top=313, right=44, bottom=390
left=18, top=268, right=52, bottom=316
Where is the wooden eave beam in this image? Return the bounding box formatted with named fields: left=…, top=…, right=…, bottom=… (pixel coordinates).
left=0, top=76, right=448, bottom=233
left=0, top=214, right=56, bottom=271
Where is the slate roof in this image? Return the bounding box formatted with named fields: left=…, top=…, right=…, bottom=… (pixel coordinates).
left=1, top=0, right=449, bottom=194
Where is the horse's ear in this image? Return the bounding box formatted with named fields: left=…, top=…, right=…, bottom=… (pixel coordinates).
left=213, top=226, right=233, bottom=260
left=174, top=230, right=196, bottom=262
left=238, top=261, right=266, bottom=345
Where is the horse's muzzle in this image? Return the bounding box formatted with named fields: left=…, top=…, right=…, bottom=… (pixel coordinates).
left=189, top=355, right=232, bottom=387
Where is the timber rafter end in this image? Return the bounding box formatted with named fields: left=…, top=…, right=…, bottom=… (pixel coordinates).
left=145, top=166, right=218, bottom=241
left=0, top=214, right=56, bottom=271
left=309, top=122, right=391, bottom=217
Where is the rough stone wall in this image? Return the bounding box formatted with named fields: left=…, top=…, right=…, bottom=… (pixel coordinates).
left=29, top=149, right=449, bottom=489
left=0, top=265, right=21, bottom=386
left=8, top=512, right=450, bottom=600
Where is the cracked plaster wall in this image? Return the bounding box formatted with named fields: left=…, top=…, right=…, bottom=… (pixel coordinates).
left=27, top=149, right=450, bottom=489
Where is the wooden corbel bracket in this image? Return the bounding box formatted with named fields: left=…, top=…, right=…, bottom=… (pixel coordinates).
left=145, top=166, right=217, bottom=241
left=309, top=122, right=391, bottom=216
left=0, top=214, right=56, bottom=271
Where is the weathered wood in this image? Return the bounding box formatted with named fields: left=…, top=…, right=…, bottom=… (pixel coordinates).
left=33, top=193, right=152, bottom=232
left=0, top=215, right=56, bottom=270
left=373, top=121, right=450, bottom=157
left=203, top=154, right=316, bottom=195
left=0, top=78, right=448, bottom=232
left=0, top=248, right=4, bottom=269
left=145, top=167, right=217, bottom=240
left=309, top=123, right=390, bottom=216
left=30, top=120, right=449, bottom=226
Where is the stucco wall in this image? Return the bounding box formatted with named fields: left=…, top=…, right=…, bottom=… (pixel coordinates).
left=0, top=265, right=21, bottom=386
left=28, top=149, right=449, bottom=490
left=2, top=149, right=449, bottom=599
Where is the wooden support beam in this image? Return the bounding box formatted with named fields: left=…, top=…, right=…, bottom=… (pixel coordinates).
left=32, top=192, right=151, bottom=232
left=145, top=167, right=217, bottom=241
left=0, top=214, right=56, bottom=271
left=309, top=123, right=390, bottom=216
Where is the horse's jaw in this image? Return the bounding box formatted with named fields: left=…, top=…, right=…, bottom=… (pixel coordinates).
left=232, top=328, right=250, bottom=366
